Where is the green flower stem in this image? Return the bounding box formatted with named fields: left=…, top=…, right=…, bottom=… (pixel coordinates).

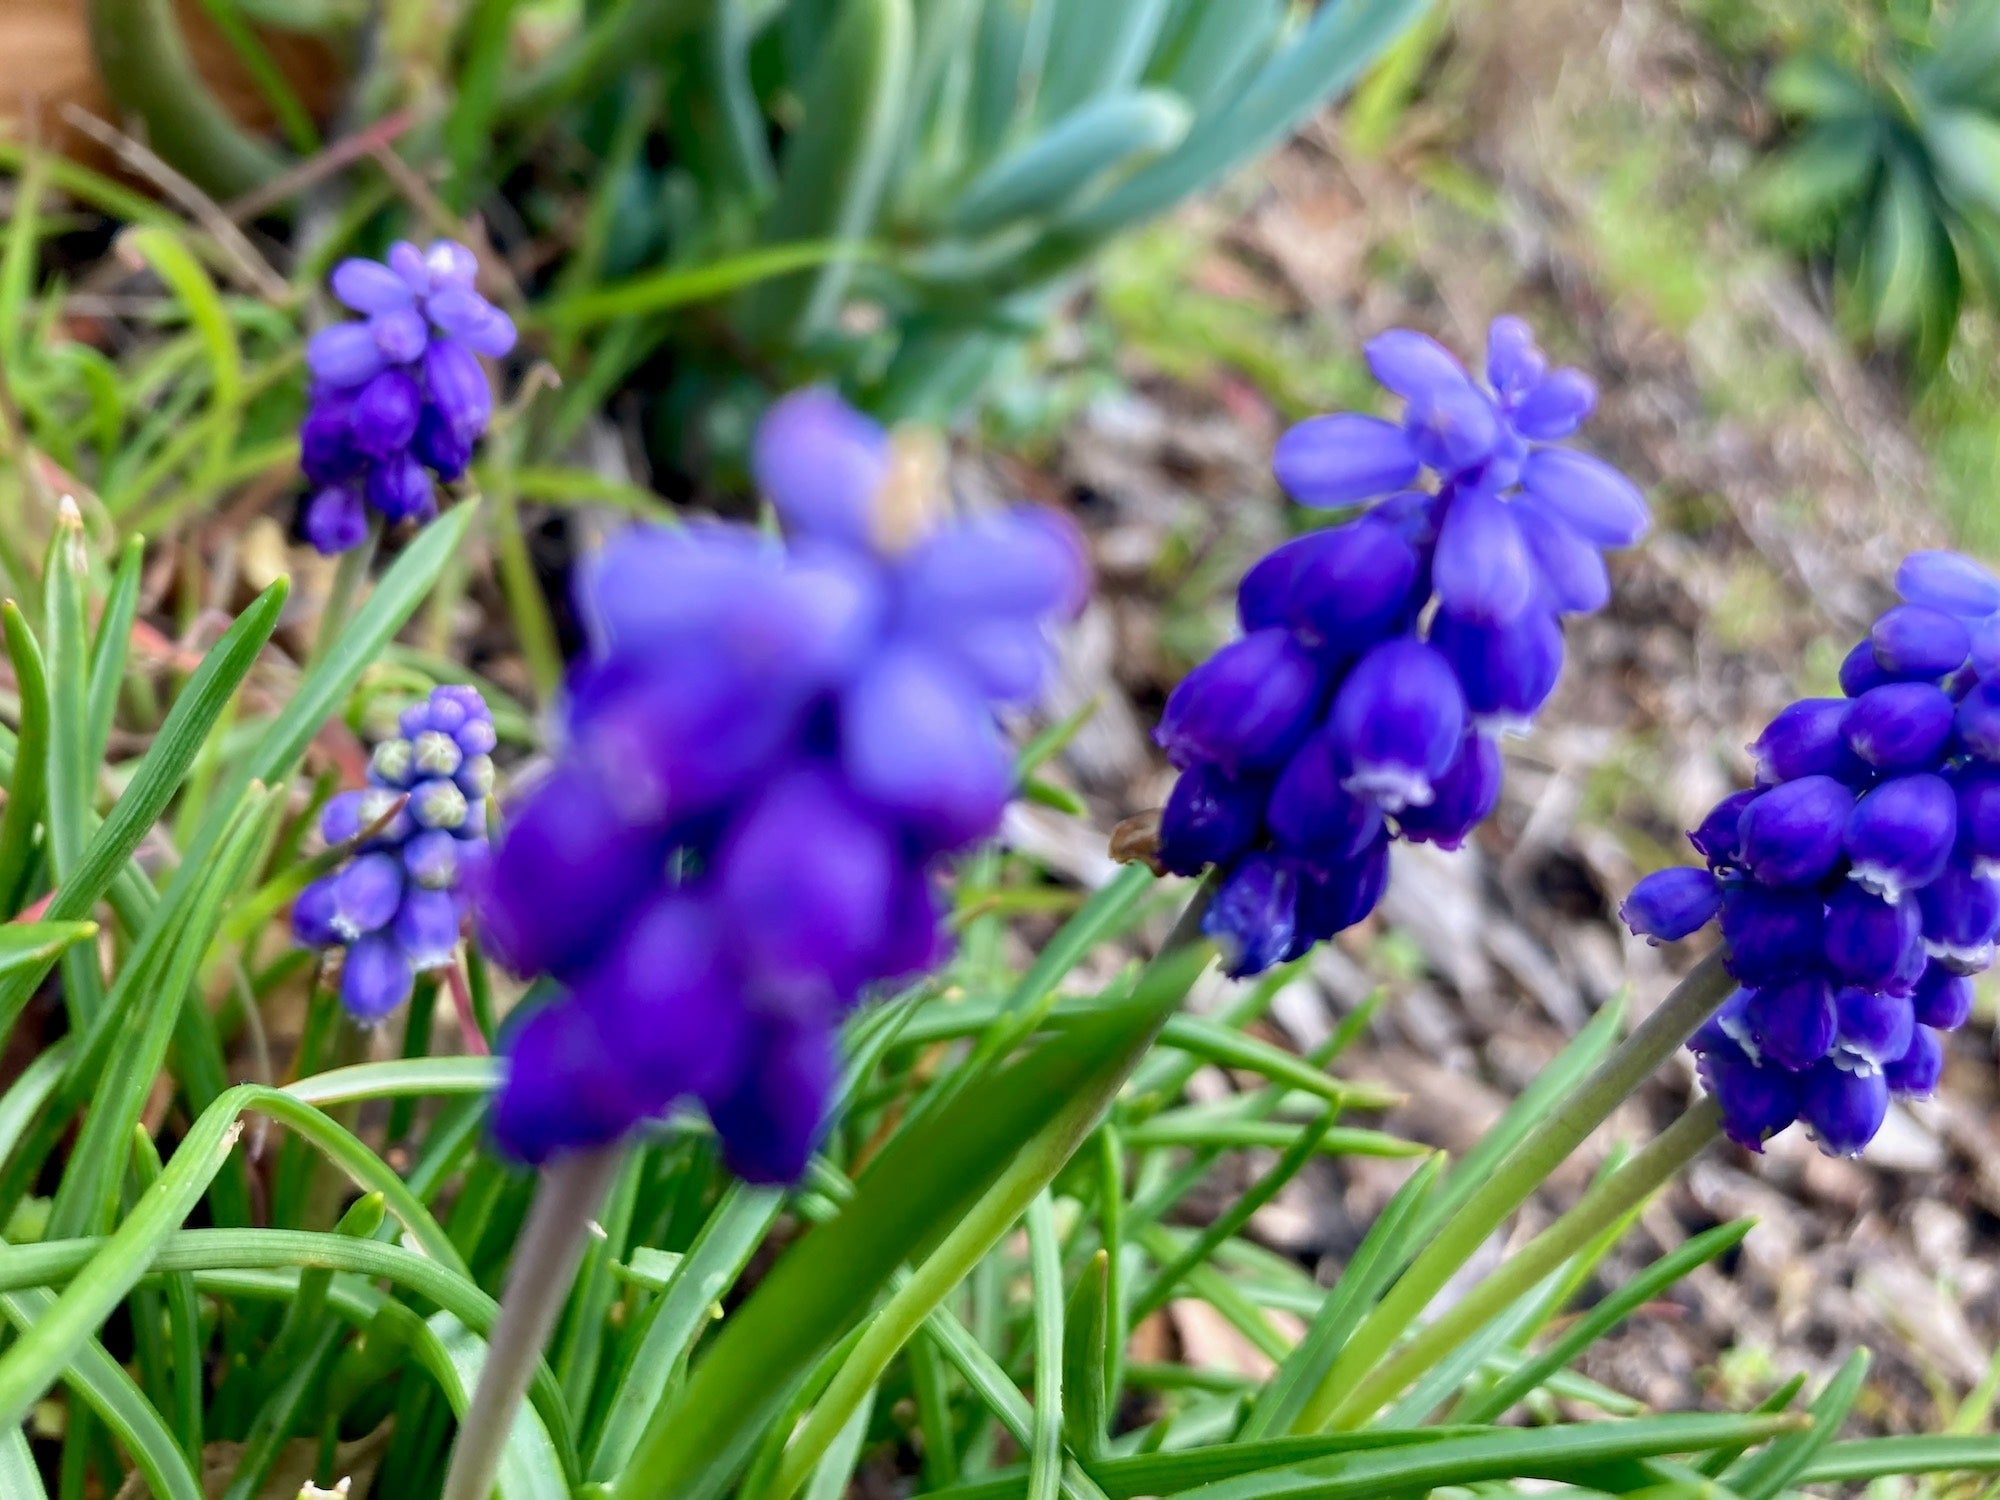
left=1325, top=1093, right=1724, bottom=1428
left=439, top=1145, right=623, bottom=1500
left=310, top=521, right=380, bottom=672
left=1294, top=947, right=1734, bottom=1432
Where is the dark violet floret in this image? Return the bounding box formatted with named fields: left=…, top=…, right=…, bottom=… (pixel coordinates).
left=1749, top=699, right=1855, bottom=785
left=1736, top=775, right=1854, bottom=887
left=1429, top=606, right=1563, bottom=730
left=1263, top=518, right=1423, bottom=651
left=1800, top=1064, right=1889, bottom=1157
left=1839, top=639, right=1894, bottom=698
left=1620, top=866, right=1722, bottom=944
left=1720, top=884, right=1825, bottom=984
left=1872, top=604, right=1971, bottom=678
left=1919, top=865, right=2000, bottom=972
left=1913, top=961, right=1975, bottom=1030
left=1744, top=975, right=1838, bottom=1072
left=1203, top=855, right=1300, bottom=980
left=1160, top=762, right=1266, bottom=876
left=1954, top=767, right=2000, bottom=871
left=1267, top=732, right=1385, bottom=860
left=1329, top=637, right=1467, bottom=811
left=1690, top=788, right=1759, bottom=869
left=1822, top=884, right=1921, bottom=987
left=1845, top=773, right=1956, bottom=900
left=1832, top=985, right=1915, bottom=1072
left=1886, top=1025, right=1945, bottom=1097
left=1431, top=485, right=1534, bottom=626
left=1396, top=733, right=1503, bottom=851
left=1897, top=549, right=2000, bottom=618
left=1271, top=414, right=1421, bottom=509
left=1696, top=1033, right=1801, bottom=1151
left=1294, top=837, right=1391, bottom=945
left=1843, top=682, right=1955, bottom=770
left=1156, top=628, right=1323, bottom=774
left=1957, top=678, right=2000, bottom=762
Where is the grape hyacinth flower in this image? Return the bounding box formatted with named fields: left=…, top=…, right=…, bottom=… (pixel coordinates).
left=1152, top=317, right=1649, bottom=977
left=1624, top=550, right=2000, bottom=1158
left=475, top=387, right=1085, bottom=1184
left=299, top=240, right=516, bottom=555
left=292, top=685, right=495, bottom=1020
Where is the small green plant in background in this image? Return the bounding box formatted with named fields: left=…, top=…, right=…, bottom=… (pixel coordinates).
left=1750, top=0, right=2000, bottom=369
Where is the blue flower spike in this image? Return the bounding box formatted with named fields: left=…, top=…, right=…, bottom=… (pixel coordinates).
left=474, top=389, right=1086, bottom=1183
left=1623, top=549, right=2000, bottom=1158
left=301, top=240, right=516, bottom=554
left=293, top=684, right=493, bottom=1023
left=1152, top=317, right=1650, bottom=978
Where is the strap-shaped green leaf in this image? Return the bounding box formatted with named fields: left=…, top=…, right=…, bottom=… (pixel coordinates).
left=738, top=0, right=914, bottom=344
left=1034, top=0, right=1173, bottom=123
left=0, top=605, right=49, bottom=916
left=0, top=1287, right=201, bottom=1500
left=608, top=942, right=1212, bottom=1500
left=0, top=577, right=286, bottom=1045
left=949, top=90, right=1191, bottom=236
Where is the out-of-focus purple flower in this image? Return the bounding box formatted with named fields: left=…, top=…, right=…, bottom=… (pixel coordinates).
left=482, top=390, right=1086, bottom=1180
left=298, top=240, right=515, bottom=555
left=294, top=684, right=494, bottom=1023
left=1622, top=550, right=2000, bottom=1158
left=1152, top=317, right=1648, bottom=978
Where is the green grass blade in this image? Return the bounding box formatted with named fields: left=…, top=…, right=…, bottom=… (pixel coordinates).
left=1244, top=1155, right=1442, bottom=1441
left=0, top=1288, right=202, bottom=1500
left=83, top=0, right=284, bottom=197
left=1800, top=1434, right=2000, bottom=1484
left=538, top=242, right=872, bottom=330
left=0, top=578, right=287, bottom=1041
left=1176, top=1414, right=1808, bottom=1500
left=1453, top=1219, right=1756, bottom=1425
left=1062, top=1249, right=1111, bottom=1461
left=42, top=506, right=102, bottom=1025
left=1722, top=1349, right=1869, bottom=1500
left=49, top=786, right=277, bottom=1239
left=0, top=1417, right=46, bottom=1498
left=125, top=1127, right=202, bottom=1460
left=0, top=604, right=50, bottom=917
left=85, top=536, right=143, bottom=777
left=1026, top=1191, right=1066, bottom=1500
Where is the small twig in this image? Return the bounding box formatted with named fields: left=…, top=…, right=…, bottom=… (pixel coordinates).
left=57, top=103, right=290, bottom=302
left=364, top=143, right=528, bottom=316
left=442, top=957, right=490, bottom=1057
left=224, top=109, right=420, bottom=223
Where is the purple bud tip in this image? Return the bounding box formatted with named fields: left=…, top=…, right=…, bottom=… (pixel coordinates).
left=1620, top=866, right=1721, bottom=944
left=1896, top=550, right=2000, bottom=618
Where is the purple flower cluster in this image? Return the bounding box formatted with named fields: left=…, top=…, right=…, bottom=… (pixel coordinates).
left=292, top=685, right=495, bottom=1021
left=298, top=240, right=516, bottom=555
left=1624, top=551, right=2000, bottom=1157
left=475, top=388, right=1086, bottom=1183
left=1155, top=319, right=1648, bottom=976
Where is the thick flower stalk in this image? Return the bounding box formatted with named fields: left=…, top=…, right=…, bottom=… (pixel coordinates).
left=1153, top=318, right=1649, bottom=976
left=292, top=685, right=495, bottom=1019
left=475, top=388, right=1086, bottom=1184
left=298, top=240, right=517, bottom=555
left=1624, top=550, right=2000, bottom=1157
